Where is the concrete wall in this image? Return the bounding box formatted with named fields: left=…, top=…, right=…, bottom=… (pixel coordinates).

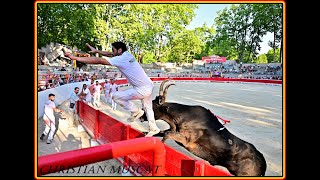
left=37, top=81, right=90, bottom=118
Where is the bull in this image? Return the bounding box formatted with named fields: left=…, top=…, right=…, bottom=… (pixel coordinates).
left=140, top=79, right=267, bottom=176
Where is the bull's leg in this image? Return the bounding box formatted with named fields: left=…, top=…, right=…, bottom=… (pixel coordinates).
left=162, top=131, right=188, bottom=147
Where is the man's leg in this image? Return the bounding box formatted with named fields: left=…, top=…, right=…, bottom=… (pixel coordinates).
left=142, top=94, right=161, bottom=137
left=93, top=93, right=97, bottom=106
left=47, top=122, right=56, bottom=144
left=40, top=123, right=50, bottom=140
left=112, top=88, right=144, bottom=121
left=96, top=93, right=100, bottom=107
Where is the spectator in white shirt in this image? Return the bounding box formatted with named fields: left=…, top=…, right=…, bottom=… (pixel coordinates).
left=104, top=79, right=111, bottom=104
left=40, top=94, right=63, bottom=144
left=93, top=81, right=102, bottom=108
left=80, top=84, right=92, bottom=104
left=108, top=79, right=118, bottom=110
left=65, top=42, right=161, bottom=137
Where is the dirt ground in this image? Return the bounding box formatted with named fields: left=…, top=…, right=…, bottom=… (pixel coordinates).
left=37, top=81, right=282, bottom=176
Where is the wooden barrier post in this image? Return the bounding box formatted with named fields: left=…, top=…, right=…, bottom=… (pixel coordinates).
left=94, top=109, right=99, bottom=140
left=123, top=125, right=131, bottom=167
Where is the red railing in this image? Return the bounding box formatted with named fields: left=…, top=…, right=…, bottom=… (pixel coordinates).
left=38, top=137, right=166, bottom=176
left=77, top=101, right=232, bottom=176
left=113, top=77, right=282, bottom=86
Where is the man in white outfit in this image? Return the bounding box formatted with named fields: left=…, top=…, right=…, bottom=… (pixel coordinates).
left=93, top=81, right=102, bottom=107
left=40, top=94, right=63, bottom=144
left=104, top=79, right=111, bottom=104
left=65, top=42, right=161, bottom=136
left=81, top=84, right=92, bottom=104
left=108, top=78, right=118, bottom=110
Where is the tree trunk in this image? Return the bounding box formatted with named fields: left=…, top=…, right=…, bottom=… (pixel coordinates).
left=273, top=25, right=276, bottom=63
left=280, top=37, right=283, bottom=63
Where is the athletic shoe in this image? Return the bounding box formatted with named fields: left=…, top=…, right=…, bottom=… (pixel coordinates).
left=46, top=139, right=53, bottom=144
left=40, top=133, right=46, bottom=141
left=127, top=109, right=144, bottom=122
left=145, top=128, right=161, bottom=137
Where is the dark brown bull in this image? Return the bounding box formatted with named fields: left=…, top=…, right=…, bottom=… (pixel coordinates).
left=140, top=79, right=267, bottom=176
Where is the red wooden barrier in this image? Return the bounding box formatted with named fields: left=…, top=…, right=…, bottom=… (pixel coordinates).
left=38, top=137, right=166, bottom=176
left=77, top=101, right=233, bottom=176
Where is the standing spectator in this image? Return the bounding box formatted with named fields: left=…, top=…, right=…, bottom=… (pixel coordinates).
left=40, top=94, right=63, bottom=144
left=108, top=79, right=118, bottom=110
left=104, top=79, right=111, bottom=104
left=93, top=81, right=102, bottom=107
left=69, top=87, right=80, bottom=125
left=80, top=84, right=92, bottom=104
left=89, top=80, right=95, bottom=97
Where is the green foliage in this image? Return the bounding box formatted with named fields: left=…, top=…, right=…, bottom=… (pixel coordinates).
left=213, top=4, right=283, bottom=63
left=266, top=48, right=281, bottom=63
left=37, top=3, right=283, bottom=64
left=254, top=54, right=268, bottom=63
left=142, top=51, right=157, bottom=64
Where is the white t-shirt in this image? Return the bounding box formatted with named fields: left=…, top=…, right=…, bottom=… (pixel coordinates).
left=104, top=83, right=110, bottom=94
left=44, top=100, right=55, bottom=121
left=83, top=88, right=91, bottom=101
left=106, top=52, right=153, bottom=95
left=94, top=84, right=102, bottom=94
left=109, top=83, right=118, bottom=93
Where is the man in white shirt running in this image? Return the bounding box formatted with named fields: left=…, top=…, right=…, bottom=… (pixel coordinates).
left=65, top=42, right=161, bottom=137
left=93, top=80, right=102, bottom=107
left=40, top=94, right=63, bottom=144
left=104, top=79, right=111, bottom=104
left=108, top=78, right=118, bottom=110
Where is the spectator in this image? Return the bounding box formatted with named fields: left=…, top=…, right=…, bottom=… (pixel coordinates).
left=93, top=81, right=102, bottom=108
left=80, top=84, right=92, bottom=104
left=104, top=79, right=111, bottom=104
left=108, top=79, right=118, bottom=110
left=69, top=87, right=80, bottom=125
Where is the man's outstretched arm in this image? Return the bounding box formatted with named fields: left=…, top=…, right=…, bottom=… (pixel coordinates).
left=65, top=53, right=111, bottom=66
left=86, top=43, right=114, bottom=57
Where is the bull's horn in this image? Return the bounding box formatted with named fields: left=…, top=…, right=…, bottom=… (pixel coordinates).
left=162, top=83, right=176, bottom=103
left=159, top=79, right=171, bottom=96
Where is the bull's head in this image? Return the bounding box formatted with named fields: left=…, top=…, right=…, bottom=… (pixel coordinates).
left=140, top=79, right=175, bottom=122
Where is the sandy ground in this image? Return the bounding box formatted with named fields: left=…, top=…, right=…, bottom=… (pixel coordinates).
left=37, top=81, right=282, bottom=176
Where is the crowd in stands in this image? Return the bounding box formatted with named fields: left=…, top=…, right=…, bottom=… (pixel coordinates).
left=38, top=62, right=283, bottom=92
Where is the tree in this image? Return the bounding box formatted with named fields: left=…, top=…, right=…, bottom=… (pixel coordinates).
left=254, top=54, right=268, bottom=63
left=213, top=4, right=282, bottom=63
left=169, top=30, right=203, bottom=63
left=265, top=4, right=283, bottom=63
left=266, top=48, right=280, bottom=63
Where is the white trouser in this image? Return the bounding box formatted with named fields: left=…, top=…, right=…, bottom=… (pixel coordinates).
left=93, top=93, right=100, bottom=106
left=105, top=90, right=110, bottom=104
left=112, top=85, right=159, bottom=131
left=43, top=117, right=56, bottom=140
left=110, top=93, right=117, bottom=109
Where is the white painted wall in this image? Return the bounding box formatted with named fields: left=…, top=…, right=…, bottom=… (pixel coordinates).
left=37, top=81, right=90, bottom=118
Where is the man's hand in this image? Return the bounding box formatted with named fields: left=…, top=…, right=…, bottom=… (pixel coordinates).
left=86, top=43, right=98, bottom=53
left=64, top=52, right=76, bottom=60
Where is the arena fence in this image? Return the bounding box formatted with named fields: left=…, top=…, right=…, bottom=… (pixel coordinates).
left=38, top=77, right=281, bottom=176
